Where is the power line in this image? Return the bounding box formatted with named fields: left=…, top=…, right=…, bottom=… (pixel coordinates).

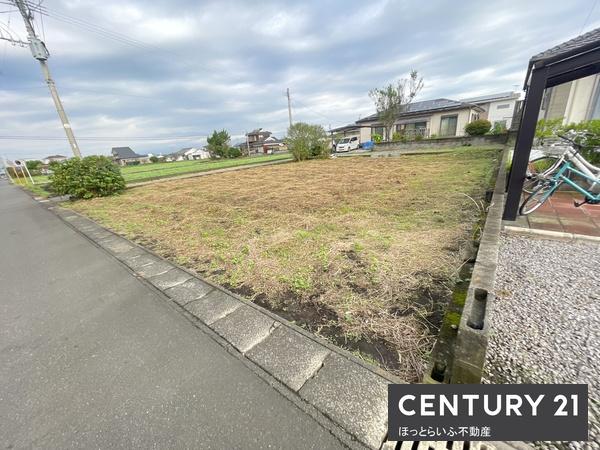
left=580, top=0, right=599, bottom=33
left=0, top=134, right=209, bottom=141
left=11, top=0, right=81, bottom=157
left=1, top=85, right=163, bottom=99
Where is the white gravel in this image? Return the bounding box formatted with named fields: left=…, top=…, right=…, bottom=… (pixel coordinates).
left=484, top=233, right=600, bottom=450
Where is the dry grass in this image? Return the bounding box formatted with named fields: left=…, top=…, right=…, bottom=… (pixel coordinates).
left=69, top=147, right=500, bottom=381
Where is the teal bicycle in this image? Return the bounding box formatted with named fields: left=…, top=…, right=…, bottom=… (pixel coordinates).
left=520, top=132, right=600, bottom=215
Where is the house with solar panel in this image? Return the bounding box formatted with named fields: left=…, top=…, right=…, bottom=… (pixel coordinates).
left=352, top=98, right=487, bottom=141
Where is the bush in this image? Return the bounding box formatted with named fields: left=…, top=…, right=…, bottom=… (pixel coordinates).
left=535, top=118, right=563, bottom=141
left=414, top=134, right=423, bottom=141
left=50, top=156, right=126, bottom=199
left=561, top=119, right=600, bottom=165
left=26, top=160, right=42, bottom=175
left=490, top=122, right=507, bottom=135
left=392, top=132, right=402, bottom=142
left=287, top=122, right=329, bottom=161
left=149, top=155, right=159, bottom=163
left=465, top=119, right=492, bottom=136
left=372, top=133, right=383, bottom=143
left=227, top=147, right=242, bottom=158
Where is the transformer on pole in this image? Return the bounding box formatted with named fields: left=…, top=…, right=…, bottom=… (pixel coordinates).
left=12, top=0, right=82, bottom=158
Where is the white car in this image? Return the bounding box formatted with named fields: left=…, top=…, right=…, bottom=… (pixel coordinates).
left=336, top=136, right=360, bottom=152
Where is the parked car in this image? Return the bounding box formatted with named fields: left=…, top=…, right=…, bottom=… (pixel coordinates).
left=336, top=136, right=360, bottom=152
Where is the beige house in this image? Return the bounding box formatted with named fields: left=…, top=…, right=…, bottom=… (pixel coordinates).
left=353, top=98, right=484, bottom=141
left=460, top=92, right=521, bottom=130
left=539, top=73, right=600, bottom=123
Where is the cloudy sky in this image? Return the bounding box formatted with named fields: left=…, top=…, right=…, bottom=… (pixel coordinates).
left=0, top=0, right=599, bottom=160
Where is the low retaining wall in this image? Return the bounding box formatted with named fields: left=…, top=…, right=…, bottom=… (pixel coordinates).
left=450, top=147, right=508, bottom=383
left=422, top=146, right=509, bottom=384
left=373, top=134, right=508, bottom=155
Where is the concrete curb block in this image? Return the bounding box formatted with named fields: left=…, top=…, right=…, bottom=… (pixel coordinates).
left=47, top=202, right=403, bottom=450
left=451, top=147, right=509, bottom=384
left=503, top=225, right=600, bottom=244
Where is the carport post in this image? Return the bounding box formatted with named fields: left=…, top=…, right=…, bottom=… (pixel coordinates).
left=503, top=67, right=548, bottom=220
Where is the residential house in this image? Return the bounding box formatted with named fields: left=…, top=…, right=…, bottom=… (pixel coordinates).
left=261, top=136, right=288, bottom=154
left=355, top=98, right=485, bottom=140
left=460, top=91, right=521, bottom=130
left=329, top=124, right=372, bottom=143
left=538, top=73, right=600, bottom=124
left=239, top=128, right=274, bottom=154
left=165, top=147, right=210, bottom=162
left=111, top=147, right=150, bottom=166
left=41, top=154, right=68, bottom=165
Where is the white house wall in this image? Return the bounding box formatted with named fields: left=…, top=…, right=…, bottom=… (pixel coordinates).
left=563, top=74, right=597, bottom=124
left=486, top=99, right=517, bottom=129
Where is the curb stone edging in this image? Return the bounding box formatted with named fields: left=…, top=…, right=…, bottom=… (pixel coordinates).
left=47, top=202, right=404, bottom=450
left=449, top=147, right=509, bottom=384
left=420, top=146, right=507, bottom=385
left=502, top=225, right=600, bottom=244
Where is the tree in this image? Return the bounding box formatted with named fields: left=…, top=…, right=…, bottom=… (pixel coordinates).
left=207, top=129, right=231, bottom=158
left=369, top=70, right=424, bottom=142
left=149, top=155, right=159, bottom=163
left=26, top=160, right=42, bottom=171
left=287, top=122, right=329, bottom=161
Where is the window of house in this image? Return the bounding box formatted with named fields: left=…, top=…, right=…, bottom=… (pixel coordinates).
left=471, top=113, right=480, bottom=122
left=372, top=126, right=385, bottom=137
left=496, top=104, right=510, bottom=109
left=439, top=115, right=458, bottom=136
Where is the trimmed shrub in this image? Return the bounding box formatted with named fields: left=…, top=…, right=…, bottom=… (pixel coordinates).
left=465, top=119, right=492, bottom=136
left=287, top=122, right=329, bottom=161
left=227, top=147, right=242, bottom=158
left=50, top=156, right=126, bottom=199
left=372, top=133, right=383, bottom=143
left=392, top=132, right=402, bottom=142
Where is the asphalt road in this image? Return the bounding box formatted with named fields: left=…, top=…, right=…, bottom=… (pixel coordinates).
left=0, top=181, right=344, bottom=449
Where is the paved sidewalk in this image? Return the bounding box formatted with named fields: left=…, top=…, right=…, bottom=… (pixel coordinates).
left=0, top=181, right=346, bottom=449
left=508, top=191, right=600, bottom=237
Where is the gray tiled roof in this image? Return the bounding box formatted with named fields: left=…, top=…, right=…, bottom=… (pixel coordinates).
left=460, top=91, right=519, bottom=104
left=531, top=27, right=600, bottom=64
left=356, top=98, right=479, bottom=123
left=111, top=147, right=145, bottom=159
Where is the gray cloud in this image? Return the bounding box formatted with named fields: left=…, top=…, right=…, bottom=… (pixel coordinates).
left=0, top=0, right=598, bottom=159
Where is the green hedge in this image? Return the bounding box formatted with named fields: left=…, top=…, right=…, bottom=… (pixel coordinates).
left=50, top=156, right=126, bottom=199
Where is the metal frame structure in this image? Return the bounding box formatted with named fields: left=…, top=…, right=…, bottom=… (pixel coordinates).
left=504, top=27, right=600, bottom=220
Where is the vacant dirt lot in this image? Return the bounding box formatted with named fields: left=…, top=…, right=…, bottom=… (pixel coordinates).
left=70, top=148, right=499, bottom=381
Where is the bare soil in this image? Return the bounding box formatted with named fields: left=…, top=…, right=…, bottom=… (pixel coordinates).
left=69, top=148, right=499, bottom=381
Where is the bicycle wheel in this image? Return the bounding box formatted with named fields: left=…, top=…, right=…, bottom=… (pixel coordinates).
left=519, top=181, right=560, bottom=215
left=523, top=156, right=560, bottom=194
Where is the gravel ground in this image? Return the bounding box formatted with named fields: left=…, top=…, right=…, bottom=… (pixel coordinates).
left=484, top=233, right=600, bottom=450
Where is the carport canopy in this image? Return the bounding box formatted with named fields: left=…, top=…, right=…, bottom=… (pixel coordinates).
left=504, top=27, right=600, bottom=220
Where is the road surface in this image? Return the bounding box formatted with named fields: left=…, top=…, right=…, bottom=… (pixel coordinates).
left=0, top=181, right=344, bottom=449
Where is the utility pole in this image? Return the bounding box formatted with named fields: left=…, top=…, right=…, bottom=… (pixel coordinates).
left=286, top=88, right=293, bottom=129
left=13, top=0, right=82, bottom=158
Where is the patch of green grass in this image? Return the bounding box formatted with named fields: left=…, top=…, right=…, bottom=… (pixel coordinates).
left=122, top=154, right=290, bottom=183
left=32, top=153, right=291, bottom=187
